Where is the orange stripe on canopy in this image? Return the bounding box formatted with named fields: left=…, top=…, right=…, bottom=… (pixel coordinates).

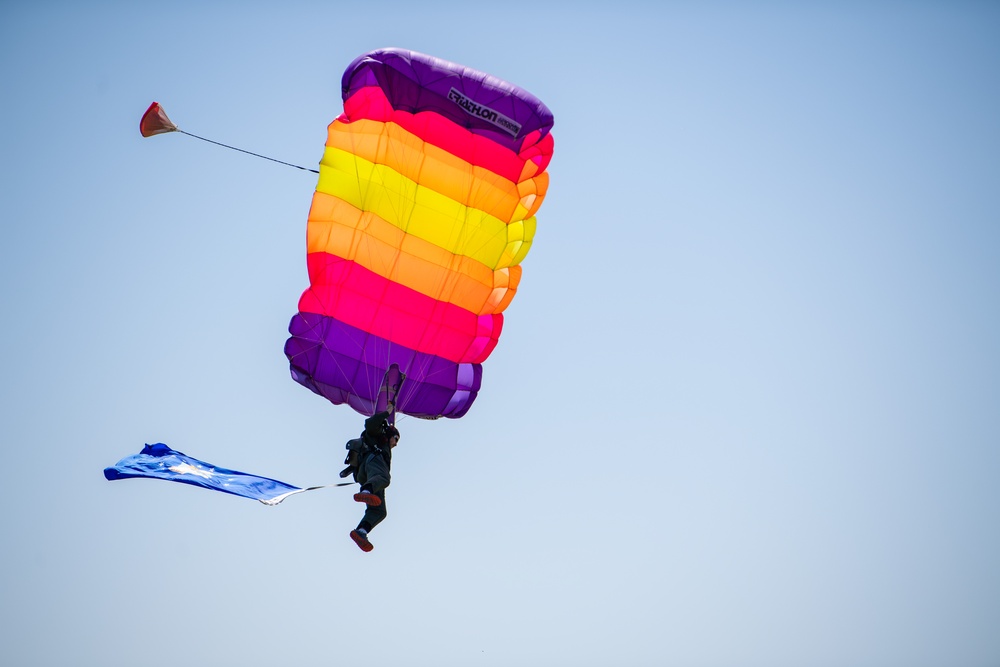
left=306, top=193, right=522, bottom=315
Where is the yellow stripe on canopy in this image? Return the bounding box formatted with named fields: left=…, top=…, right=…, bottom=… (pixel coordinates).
left=316, top=149, right=536, bottom=269
left=325, top=119, right=549, bottom=222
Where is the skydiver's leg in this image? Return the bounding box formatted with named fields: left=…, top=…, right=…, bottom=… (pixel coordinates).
left=361, top=454, right=390, bottom=493
left=351, top=453, right=389, bottom=548
left=354, top=453, right=390, bottom=506
left=358, top=490, right=387, bottom=533
left=350, top=489, right=384, bottom=551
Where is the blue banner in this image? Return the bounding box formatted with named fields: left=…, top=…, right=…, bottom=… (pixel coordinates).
left=104, top=443, right=309, bottom=505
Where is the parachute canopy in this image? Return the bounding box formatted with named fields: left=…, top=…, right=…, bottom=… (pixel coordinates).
left=284, top=48, right=554, bottom=419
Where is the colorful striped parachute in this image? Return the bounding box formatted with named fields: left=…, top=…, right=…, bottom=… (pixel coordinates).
left=284, top=48, right=554, bottom=419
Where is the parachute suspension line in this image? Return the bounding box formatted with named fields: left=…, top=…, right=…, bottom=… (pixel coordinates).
left=384, top=322, right=394, bottom=419
left=354, top=209, right=382, bottom=412
left=341, top=132, right=373, bottom=409
left=317, top=314, right=364, bottom=417
left=354, top=128, right=404, bottom=418
left=378, top=123, right=405, bottom=232
left=176, top=129, right=319, bottom=174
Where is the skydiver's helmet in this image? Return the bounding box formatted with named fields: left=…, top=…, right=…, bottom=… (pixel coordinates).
left=383, top=424, right=400, bottom=442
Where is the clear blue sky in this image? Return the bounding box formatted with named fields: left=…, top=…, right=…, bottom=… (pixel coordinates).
left=2, top=2, right=998, bottom=666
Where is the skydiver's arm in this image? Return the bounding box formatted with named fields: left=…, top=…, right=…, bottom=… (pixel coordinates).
left=365, top=411, right=391, bottom=438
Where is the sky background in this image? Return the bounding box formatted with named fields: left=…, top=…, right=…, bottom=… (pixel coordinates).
left=2, top=2, right=998, bottom=666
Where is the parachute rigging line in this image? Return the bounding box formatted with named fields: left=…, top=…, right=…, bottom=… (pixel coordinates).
left=139, top=101, right=318, bottom=174
left=176, top=129, right=319, bottom=174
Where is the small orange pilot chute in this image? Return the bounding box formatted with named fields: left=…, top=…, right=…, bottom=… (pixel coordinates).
left=139, top=102, right=178, bottom=137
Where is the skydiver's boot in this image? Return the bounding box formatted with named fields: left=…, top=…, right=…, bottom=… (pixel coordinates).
left=353, top=490, right=382, bottom=507
left=350, top=528, right=373, bottom=552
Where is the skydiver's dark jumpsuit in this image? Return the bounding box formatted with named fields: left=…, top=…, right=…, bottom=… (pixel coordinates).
left=354, top=412, right=393, bottom=534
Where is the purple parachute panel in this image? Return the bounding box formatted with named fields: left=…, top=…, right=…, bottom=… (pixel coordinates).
left=285, top=313, right=482, bottom=419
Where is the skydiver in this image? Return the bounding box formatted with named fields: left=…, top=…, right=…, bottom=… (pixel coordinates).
left=348, top=410, right=399, bottom=552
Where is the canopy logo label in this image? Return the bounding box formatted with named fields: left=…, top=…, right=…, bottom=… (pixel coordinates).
left=448, top=88, right=521, bottom=137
